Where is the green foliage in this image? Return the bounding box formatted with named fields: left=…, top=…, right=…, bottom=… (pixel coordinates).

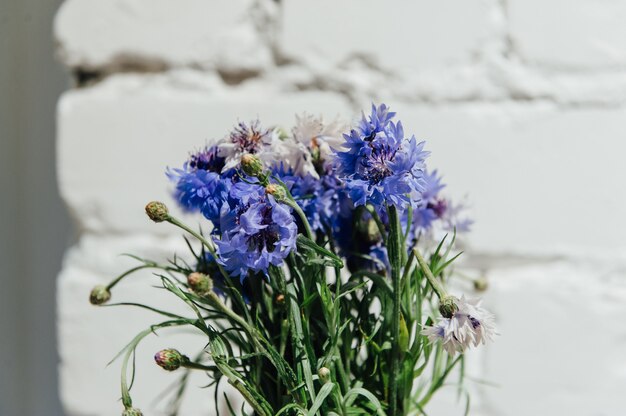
left=99, top=214, right=470, bottom=416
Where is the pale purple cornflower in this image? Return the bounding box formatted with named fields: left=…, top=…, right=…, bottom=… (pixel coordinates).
left=422, top=296, right=496, bottom=355
left=218, top=120, right=273, bottom=172
left=214, top=182, right=297, bottom=279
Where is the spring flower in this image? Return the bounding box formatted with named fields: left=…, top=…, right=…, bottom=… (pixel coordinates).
left=260, top=132, right=317, bottom=178
left=334, top=104, right=429, bottom=211
left=422, top=295, right=496, bottom=355
left=408, top=170, right=473, bottom=244
left=218, top=120, right=273, bottom=172
left=292, top=113, right=346, bottom=176
left=215, top=182, right=297, bottom=279
left=421, top=319, right=465, bottom=356
left=167, top=146, right=231, bottom=223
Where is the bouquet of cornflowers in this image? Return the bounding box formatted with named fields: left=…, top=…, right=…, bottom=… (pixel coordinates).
left=90, top=104, right=496, bottom=416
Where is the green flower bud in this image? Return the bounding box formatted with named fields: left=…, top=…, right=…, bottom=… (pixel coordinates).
left=318, top=367, right=331, bottom=384
left=187, top=272, right=213, bottom=295
left=473, top=277, right=488, bottom=292
left=240, top=154, right=263, bottom=177
left=122, top=408, right=143, bottom=416
left=439, top=295, right=459, bottom=318
left=145, top=201, right=169, bottom=223
left=89, top=285, right=111, bottom=305
left=154, top=348, right=188, bottom=371
left=265, top=183, right=287, bottom=202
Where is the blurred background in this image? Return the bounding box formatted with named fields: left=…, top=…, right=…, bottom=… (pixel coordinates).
left=1, top=0, right=68, bottom=415
left=3, top=0, right=626, bottom=415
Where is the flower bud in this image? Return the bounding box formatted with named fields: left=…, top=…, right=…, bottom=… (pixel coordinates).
left=154, top=348, right=188, bottom=371
left=240, top=154, right=263, bottom=177
left=145, top=201, right=169, bottom=223
left=439, top=295, right=459, bottom=318
left=187, top=272, right=213, bottom=295
left=318, top=367, right=331, bottom=384
left=122, top=408, right=143, bottom=416
left=89, top=285, right=111, bottom=305
left=473, top=277, right=488, bottom=292
left=265, top=184, right=287, bottom=202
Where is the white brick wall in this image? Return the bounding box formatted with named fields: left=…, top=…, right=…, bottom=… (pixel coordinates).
left=55, top=1, right=626, bottom=415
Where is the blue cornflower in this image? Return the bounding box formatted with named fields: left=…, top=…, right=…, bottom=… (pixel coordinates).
left=407, top=170, right=473, bottom=239
left=334, top=104, right=429, bottom=211
left=167, top=145, right=232, bottom=224
left=215, top=182, right=297, bottom=279
left=277, top=166, right=352, bottom=234
left=411, top=170, right=447, bottom=232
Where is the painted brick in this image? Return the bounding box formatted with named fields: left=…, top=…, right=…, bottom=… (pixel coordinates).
left=54, top=0, right=273, bottom=73
left=393, top=102, right=626, bottom=256
left=57, top=72, right=352, bottom=235
left=509, top=0, right=626, bottom=69
left=279, top=0, right=493, bottom=74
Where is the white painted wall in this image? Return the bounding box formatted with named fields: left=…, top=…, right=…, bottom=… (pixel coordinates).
left=55, top=1, right=626, bottom=415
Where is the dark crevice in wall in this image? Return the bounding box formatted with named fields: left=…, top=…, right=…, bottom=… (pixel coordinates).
left=216, top=68, right=261, bottom=86
left=69, top=54, right=170, bottom=87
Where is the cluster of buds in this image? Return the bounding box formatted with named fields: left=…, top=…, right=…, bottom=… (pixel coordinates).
left=122, top=408, right=143, bottom=416
left=240, top=154, right=289, bottom=202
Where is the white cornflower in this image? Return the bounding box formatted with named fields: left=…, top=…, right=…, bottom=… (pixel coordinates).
left=421, top=319, right=465, bottom=356
left=218, top=120, right=273, bottom=172
left=421, top=295, right=496, bottom=355
left=292, top=113, right=346, bottom=175
left=453, top=295, right=497, bottom=347
left=258, top=130, right=317, bottom=177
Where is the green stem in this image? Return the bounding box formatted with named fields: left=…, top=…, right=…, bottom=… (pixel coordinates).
left=387, top=205, right=403, bottom=416
left=181, top=361, right=214, bottom=371
left=164, top=214, right=252, bottom=322
left=105, top=263, right=176, bottom=291
left=413, top=248, right=447, bottom=299
left=366, top=205, right=388, bottom=245
left=283, top=198, right=314, bottom=240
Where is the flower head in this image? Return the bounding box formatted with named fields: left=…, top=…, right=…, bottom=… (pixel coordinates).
left=218, top=120, right=273, bottom=172
left=292, top=113, right=346, bottom=176
left=215, top=182, right=297, bottom=279
left=408, top=170, right=473, bottom=243
left=422, top=295, right=496, bottom=355
left=334, top=104, right=429, bottom=211
left=167, top=145, right=231, bottom=224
